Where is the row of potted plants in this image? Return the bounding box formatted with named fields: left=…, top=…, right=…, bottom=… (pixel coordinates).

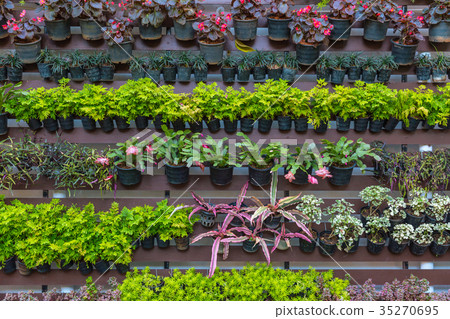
left=0, top=198, right=197, bottom=276
left=4, top=79, right=450, bottom=135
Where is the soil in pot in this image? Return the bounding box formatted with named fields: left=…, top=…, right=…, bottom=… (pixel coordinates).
left=336, top=117, right=351, bottom=132
left=78, top=261, right=93, bottom=275
left=165, top=163, right=189, bottom=184
left=207, top=118, right=221, bottom=132
left=318, top=230, right=337, bottom=256
left=388, top=237, right=408, bottom=254
left=241, top=118, right=255, bottom=133
left=224, top=119, right=238, bottom=133
left=405, top=207, right=425, bottom=228
left=409, top=241, right=430, bottom=256
left=116, top=164, right=142, bottom=186
left=210, top=166, right=234, bottom=186
left=258, top=119, right=273, bottom=133
left=360, top=206, right=381, bottom=227
left=98, top=117, right=115, bottom=133
left=329, top=163, right=355, bottom=186
left=299, top=229, right=318, bottom=253
left=367, top=234, right=386, bottom=254
left=174, top=236, right=190, bottom=251
left=141, top=236, right=155, bottom=249
left=156, top=234, right=170, bottom=248
left=94, top=260, right=110, bottom=274
left=248, top=163, right=273, bottom=187
left=430, top=234, right=450, bottom=256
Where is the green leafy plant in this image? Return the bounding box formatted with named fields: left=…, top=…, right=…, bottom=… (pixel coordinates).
left=433, top=223, right=450, bottom=246
left=359, top=185, right=392, bottom=217
left=383, top=197, right=407, bottom=220
left=427, top=193, right=450, bottom=222
left=365, top=216, right=390, bottom=243
left=200, top=136, right=232, bottom=168
left=378, top=55, right=399, bottom=70
left=412, top=223, right=434, bottom=245
left=296, top=194, right=324, bottom=232
left=308, top=80, right=332, bottom=128
left=391, top=223, right=414, bottom=244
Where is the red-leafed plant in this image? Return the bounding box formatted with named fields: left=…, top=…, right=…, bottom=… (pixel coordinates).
left=193, top=10, right=232, bottom=44
left=266, top=0, right=293, bottom=19
left=127, top=0, right=167, bottom=27
left=231, top=0, right=263, bottom=20
left=167, top=0, right=201, bottom=24
left=289, top=6, right=334, bottom=45
left=72, top=0, right=116, bottom=22
left=103, top=17, right=134, bottom=45
left=356, top=0, right=398, bottom=23
left=36, top=0, right=72, bottom=21
left=392, top=9, right=424, bottom=45
left=329, top=0, right=358, bottom=19
left=3, top=10, right=43, bottom=43
left=271, top=222, right=310, bottom=252
left=0, top=0, right=14, bottom=22
left=423, top=0, right=449, bottom=25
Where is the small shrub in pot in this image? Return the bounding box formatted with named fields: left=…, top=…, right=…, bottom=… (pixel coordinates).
left=219, top=55, right=237, bottom=82
left=265, top=0, right=294, bottom=41
left=177, top=51, right=193, bottom=82
left=127, top=0, right=167, bottom=40
left=251, top=50, right=268, bottom=81
left=356, top=0, right=397, bottom=41
left=430, top=223, right=450, bottom=256
left=36, top=48, right=54, bottom=80
left=431, top=53, right=449, bottom=83
left=161, top=51, right=178, bottom=82
left=365, top=216, right=390, bottom=254
left=360, top=56, right=378, bottom=84
left=315, top=55, right=331, bottom=81
left=266, top=52, right=283, bottom=80
left=405, top=187, right=429, bottom=228
left=345, top=51, right=362, bottom=82
left=51, top=54, right=70, bottom=82
left=426, top=193, right=450, bottom=223
left=129, top=56, right=148, bottom=81
left=231, top=0, right=263, bottom=41
left=327, top=0, right=358, bottom=41
left=103, top=17, right=134, bottom=64
left=377, top=55, right=398, bottom=83
left=423, top=0, right=450, bottom=43
left=296, top=194, right=324, bottom=252
left=383, top=196, right=407, bottom=231
left=281, top=53, right=298, bottom=82
left=415, top=54, right=432, bottom=82
left=192, top=54, right=208, bottom=82
left=68, top=50, right=86, bottom=81
left=236, top=54, right=253, bottom=82
left=329, top=55, right=348, bottom=85
left=389, top=223, right=414, bottom=254
left=410, top=223, right=434, bottom=255
left=359, top=185, right=391, bottom=226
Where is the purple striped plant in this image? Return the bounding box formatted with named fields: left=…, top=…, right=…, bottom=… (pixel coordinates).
left=271, top=222, right=311, bottom=253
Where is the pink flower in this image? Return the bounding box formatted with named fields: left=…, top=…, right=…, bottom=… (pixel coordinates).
left=12, top=25, right=19, bottom=31
left=40, top=0, right=45, bottom=4
left=240, top=0, right=244, bottom=4
left=145, top=145, right=153, bottom=153
left=284, top=171, right=296, bottom=183
left=126, top=145, right=139, bottom=155
left=20, top=10, right=26, bottom=18
left=104, top=174, right=114, bottom=181
left=308, top=175, right=318, bottom=184
left=2, top=25, right=6, bottom=30
left=216, top=18, right=221, bottom=25
left=202, top=144, right=210, bottom=149
left=315, top=167, right=332, bottom=179
left=324, top=29, right=331, bottom=36
left=95, top=157, right=109, bottom=166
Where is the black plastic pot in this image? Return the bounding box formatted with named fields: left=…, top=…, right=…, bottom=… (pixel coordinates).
left=37, top=62, right=52, bottom=79
left=369, top=119, right=385, bottom=133
left=294, top=118, right=308, bottom=132
left=328, top=17, right=351, bottom=41
left=200, top=210, right=216, bottom=228
left=237, top=68, right=251, bottom=82
left=163, top=66, right=177, bottom=82
left=59, top=260, right=74, bottom=270
left=424, top=213, right=442, bottom=224
left=267, top=67, right=282, bottom=80
left=6, top=66, right=23, bottom=82
left=70, top=66, right=85, bottom=81
left=362, top=70, right=377, bottom=83
left=428, top=20, right=450, bottom=43
left=329, top=164, right=355, bottom=186
left=354, top=117, right=369, bottom=132
left=388, top=237, right=408, bottom=254
left=347, top=66, right=361, bottom=81
left=58, top=115, right=74, bottom=131
left=330, top=68, right=346, bottom=84
left=98, top=117, right=115, bottom=133
left=388, top=217, right=404, bottom=233
left=430, top=240, right=449, bottom=257
left=147, top=69, right=161, bottom=83
left=2, top=256, right=16, bottom=274
left=36, top=263, right=51, bottom=274
left=27, top=118, right=42, bottom=131
left=172, top=119, right=185, bottom=131
left=156, top=234, right=170, bottom=248
left=131, top=68, right=146, bottom=81
left=141, top=236, right=155, bottom=249
left=391, top=38, right=418, bottom=65
left=100, top=65, right=114, bottom=81
left=177, top=66, right=192, bottom=82
left=85, top=66, right=101, bottom=82
left=384, top=117, right=399, bottom=131
left=240, top=118, right=254, bottom=133
left=284, top=166, right=312, bottom=185
left=342, top=237, right=360, bottom=253
left=267, top=16, right=291, bottom=41
left=115, top=116, right=130, bottom=130
left=173, top=19, right=196, bottom=41
left=233, top=17, right=257, bottom=41
left=194, top=68, right=208, bottom=82
left=318, top=230, right=337, bottom=256
left=316, top=67, right=330, bottom=81
left=363, top=18, right=389, bottom=41
left=314, top=121, right=328, bottom=133
left=281, top=67, right=297, bottom=82
left=188, top=120, right=203, bottom=133
left=116, top=166, right=142, bottom=186
left=277, top=116, right=292, bottom=131
left=299, top=229, right=318, bottom=253
left=139, top=21, right=162, bottom=40
left=153, top=114, right=168, bottom=130
left=174, top=236, right=190, bottom=251
left=251, top=65, right=265, bottom=81
left=402, top=117, right=421, bottom=132
left=264, top=214, right=282, bottom=229
left=17, top=259, right=31, bottom=276
left=416, top=66, right=431, bottom=82
left=0, top=113, right=7, bottom=135
left=360, top=206, right=381, bottom=227
left=207, top=118, right=221, bottom=132
left=53, top=69, right=69, bottom=82
left=78, top=261, right=93, bottom=275
left=378, top=69, right=392, bottom=83
left=258, top=119, right=273, bottom=133
left=248, top=164, right=273, bottom=187
left=224, top=119, right=238, bottom=133
left=0, top=66, right=6, bottom=81
left=116, top=263, right=130, bottom=274
left=79, top=18, right=104, bottom=40
left=405, top=210, right=425, bottom=228
left=94, top=260, right=110, bottom=274
left=242, top=240, right=260, bottom=253
left=109, top=41, right=133, bottom=64
left=432, top=67, right=447, bottom=82
left=135, top=116, right=149, bottom=130
left=43, top=118, right=59, bottom=132
left=336, top=117, right=351, bottom=132
left=221, top=67, right=236, bottom=82
left=165, top=163, right=189, bottom=184
left=409, top=241, right=429, bottom=256
left=210, top=166, right=234, bottom=186
left=367, top=236, right=386, bottom=255
left=422, top=120, right=435, bottom=130
left=296, top=42, right=321, bottom=65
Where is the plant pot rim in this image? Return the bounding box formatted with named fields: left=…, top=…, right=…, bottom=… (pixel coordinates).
left=210, top=165, right=234, bottom=170
left=390, top=38, right=419, bottom=47
left=328, top=16, right=353, bottom=21
left=116, top=165, right=139, bottom=171
left=412, top=241, right=430, bottom=247
left=297, top=41, right=322, bottom=47
left=109, top=40, right=134, bottom=46
left=45, top=18, right=71, bottom=22
left=198, top=39, right=226, bottom=46
left=249, top=162, right=274, bottom=171
left=366, top=17, right=391, bottom=23
left=140, top=19, right=163, bottom=28
left=330, top=162, right=356, bottom=170
left=267, top=15, right=292, bottom=21
left=175, top=17, right=198, bottom=23
left=14, top=35, right=41, bottom=46
left=233, top=16, right=258, bottom=22
left=165, top=162, right=188, bottom=168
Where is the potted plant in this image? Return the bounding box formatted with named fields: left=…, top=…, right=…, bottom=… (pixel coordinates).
left=194, top=10, right=231, bottom=65
left=266, top=52, right=283, bottom=80
left=72, top=0, right=115, bottom=40
left=365, top=82, right=397, bottom=132
left=129, top=56, right=147, bottom=81
left=296, top=195, right=324, bottom=252
left=430, top=223, right=450, bottom=256
left=200, top=136, right=234, bottom=186
left=167, top=0, right=200, bottom=41
left=75, top=84, right=114, bottom=131
left=236, top=54, right=253, bottom=82
left=219, top=55, right=237, bottom=82
left=5, top=86, right=40, bottom=130
left=83, top=53, right=101, bottom=82
left=361, top=56, right=378, bottom=83
left=329, top=55, right=348, bottom=84
left=321, top=136, right=381, bottom=186
left=266, top=0, right=293, bottom=41
left=68, top=50, right=85, bottom=82
left=192, top=54, right=208, bottom=82
left=250, top=50, right=268, bottom=81
left=426, top=193, right=450, bottom=224
left=271, top=222, right=308, bottom=251
left=391, top=10, right=424, bottom=65
left=128, top=0, right=167, bottom=40
left=279, top=143, right=323, bottom=185
left=146, top=52, right=162, bottom=82
left=398, top=87, right=430, bottom=131
left=383, top=196, right=407, bottom=231
left=281, top=53, right=298, bottom=82
left=329, top=85, right=354, bottom=131
left=217, top=86, right=243, bottom=133
left=236, top=132, right=285, bottom=186
left=161, top=51, right=178, bottom=82
left=328, top=0, right=358, bottom=41
left=309, top=80, right=332, bottom=133
left=0, top=0, right=13, bottom=39
left=4, top=11, right=44, bottom=63
left=289, top=6, right=333, bottom=65
left=415, top=54, right=432, bottom=82
left=410, top=223, right=434, bottom=255
left=423, top=0, right=449, bottom=43
left=356, top=0, right=397, bottom=41
left=52, top=78, right=75, bottom=130
left=36, top=0, right=72, bottom=41
left=0, top=55, right=6, bottom=81
left=285, top=87, right=310, bottom=132
left=388, top=223, right=414, bottom=254
left=152, top=126, right=202, bottom=184
left=98, top=52, right=115, bottom=81
left=345, top=52, right=362, bottom=82
left=315, top=55, right=331, bottom=81
left=359, top=185, right=391, bottom=226
left=405, top=188, right=428, bottom=228
left=191, top=82, right=225, bottom=132
left=36, top=48, right=54, bottom=80
left=431, top=53, right=449, bottom=82
left=0, top=82, right=24, bottom=135
left=103, top=17, right=134, bottom=64
left=377, top=55, right=398, bottom=83
left=231, top=0, right=263, bottom=41
left=177, top=51, right=192, bottom=81
left=51, top=54, right=70, bottom=82
left=365, top=216, right=390, bottom=254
